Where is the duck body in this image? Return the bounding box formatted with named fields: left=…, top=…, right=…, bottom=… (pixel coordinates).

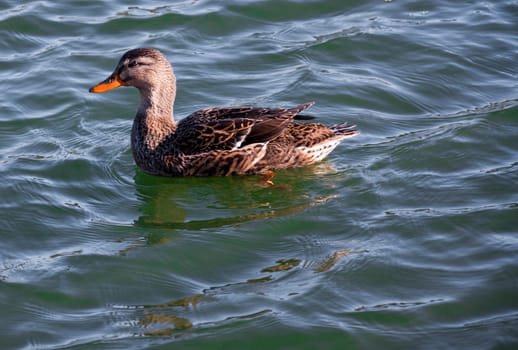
left=90, top=48, right=358, bottom=176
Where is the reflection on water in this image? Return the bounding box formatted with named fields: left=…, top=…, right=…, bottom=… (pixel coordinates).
left=0, top=161, right=351, bottom=283
left=101, top=162, right=362, bottom=337
left=118, top=246, right=365, bottom=337
left=132, top=161, right=346, bottom=232
left=139, top=314, right=193, bottom=336
left=261, top=259, right=301, bottom=272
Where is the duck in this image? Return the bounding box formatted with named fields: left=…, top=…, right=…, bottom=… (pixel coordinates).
left=89, top=48, right=358, bottom=177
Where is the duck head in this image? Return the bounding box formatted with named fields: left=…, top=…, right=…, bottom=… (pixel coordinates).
left=89, top=48, right=176, bottom=94
left=89, top=48, right=177, bottom=117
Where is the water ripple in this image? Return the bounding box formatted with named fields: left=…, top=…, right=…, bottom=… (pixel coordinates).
left=1, top=0, right=518, bottom=349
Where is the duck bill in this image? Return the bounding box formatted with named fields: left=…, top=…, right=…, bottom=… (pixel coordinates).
left=89, top=73, right=123, bottom=93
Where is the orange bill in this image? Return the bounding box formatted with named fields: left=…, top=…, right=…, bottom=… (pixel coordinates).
left=89, top=74, right=123, bottom=93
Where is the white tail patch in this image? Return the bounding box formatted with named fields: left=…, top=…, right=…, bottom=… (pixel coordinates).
left=298, top=139, right=341, bottom=162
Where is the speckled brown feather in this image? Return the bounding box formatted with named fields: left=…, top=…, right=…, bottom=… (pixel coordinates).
left=174, top=103, right=313, bottom=154
left=90, top=48, right=359, bottom=176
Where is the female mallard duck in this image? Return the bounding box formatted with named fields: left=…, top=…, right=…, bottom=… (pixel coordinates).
left=89, top=48, right=358, bottom=176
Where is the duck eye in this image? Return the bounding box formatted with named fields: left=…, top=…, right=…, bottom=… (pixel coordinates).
left=128, top=61, right=139, bottom=68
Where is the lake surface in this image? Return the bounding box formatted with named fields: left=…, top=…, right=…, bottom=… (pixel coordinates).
left=1, top=0, right=517, bottom=349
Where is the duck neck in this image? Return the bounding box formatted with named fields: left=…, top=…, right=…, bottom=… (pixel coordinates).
left=131, top=82, right=178, bottom=175
left=137, top=81, right=176, bottom=123
left=132, top=77, right=177, bottom=146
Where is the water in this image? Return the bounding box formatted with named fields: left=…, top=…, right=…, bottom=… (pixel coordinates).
left=1, top=0, right=517, bottom=349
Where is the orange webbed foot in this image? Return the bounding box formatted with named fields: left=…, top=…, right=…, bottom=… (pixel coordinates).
left=257, top=170, right=276, bottom=187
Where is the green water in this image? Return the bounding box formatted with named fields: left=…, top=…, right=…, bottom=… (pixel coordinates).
left=1, top=1, right=517, bottom=349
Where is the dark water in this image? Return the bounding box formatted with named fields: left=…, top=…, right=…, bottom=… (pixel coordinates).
left=1, top=1, right=517, bottom=349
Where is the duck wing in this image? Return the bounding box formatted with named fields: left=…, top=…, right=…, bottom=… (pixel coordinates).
left=174, top=102, right=314, bottom=154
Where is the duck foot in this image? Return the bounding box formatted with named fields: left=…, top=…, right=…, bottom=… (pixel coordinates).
left=257, top=170, right=276, bottom=187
